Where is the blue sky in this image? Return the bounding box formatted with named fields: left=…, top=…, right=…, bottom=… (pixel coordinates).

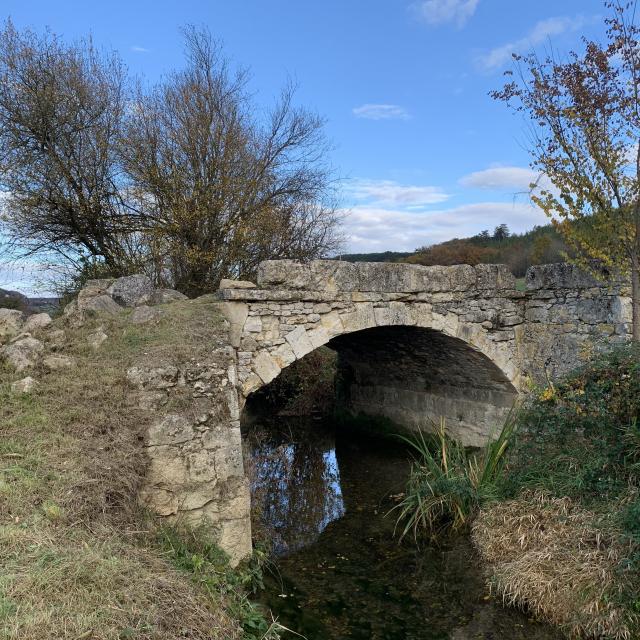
left=1, top=0, right=607, bottom=292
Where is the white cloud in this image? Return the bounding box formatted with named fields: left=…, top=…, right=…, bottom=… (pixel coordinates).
left=477, top=15, right=587, bottom=71
left=342, top=201, right=547, bottom=253
left=413, top=0, right=479, bottom=28
left=346, top=179, right=449, bottom=208
left=131, top=45, right=150, bottom=53
left=352, top=104, right=410, bottom=120
left=460, top=166, right=540, bottom=190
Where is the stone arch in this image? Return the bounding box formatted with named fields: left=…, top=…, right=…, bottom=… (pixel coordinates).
left=234, top=305, right=519, bottom=447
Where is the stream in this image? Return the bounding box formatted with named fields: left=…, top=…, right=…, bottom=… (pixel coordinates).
left=244, top=417, right=562, bottom=640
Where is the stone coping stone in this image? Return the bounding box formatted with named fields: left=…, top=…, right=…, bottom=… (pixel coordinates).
left=525, top=263, right=621, bottom=290
left=252, top=260, right=516, bottom=294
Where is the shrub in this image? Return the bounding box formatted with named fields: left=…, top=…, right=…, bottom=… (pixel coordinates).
left=393, top=415, right=517, bottom=540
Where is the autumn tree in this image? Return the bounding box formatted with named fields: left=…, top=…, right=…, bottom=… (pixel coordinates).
left=492, top=1, right=640, bottom=339
left=0, top=20, right=139, bottom=274
left=121, top=27, right=341, bottom=295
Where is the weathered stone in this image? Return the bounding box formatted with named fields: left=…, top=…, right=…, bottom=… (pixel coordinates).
left=127, top=365, right=179, bottom=389
left=11, top=376, right=37, bottom=394
left=219, top=279, right=257, bottom=289
left=136, top=288, right=188, bottom=306
left=0, top=309, right=24, bottom=340
left=87, top=327, right=108, bottom=351
left=78, top=294, right=123, bottom=316
left=130, top=305, right=163, bottom=325
left=22, top=313, right=52, bottom=333
left=43, top=355, right=75, bottom=370
left=284, top=325, right=313, bottom=359
left=0, top=336, right=43, bottom=371
left=107, top=274, right=153, bottom=307
left=148, top=414, right=195, bottom=446
left=252, top=350, right=281, bottom=384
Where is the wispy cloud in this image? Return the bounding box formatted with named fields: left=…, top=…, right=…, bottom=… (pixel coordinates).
left=352, top=104, right=410, bottom=121
left=460, top=166, right=540, bottom=190
left=412, top=0, right=479, bottom=28
left=477, top=15, right=587, bottom=71
left=347, top=179, right=449, bottom=208
left=342, top=202, right=547, bottom=253
left=131, top=45, right=150, bottom=53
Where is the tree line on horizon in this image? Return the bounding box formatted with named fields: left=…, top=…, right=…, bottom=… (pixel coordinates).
left=339, top=223, right=568, bottom=277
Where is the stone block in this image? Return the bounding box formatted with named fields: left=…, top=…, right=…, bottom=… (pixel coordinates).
left=285, top=325, right=314, bottom=359
left=148, top=414, right=195, bottom=446
left=253, top=350, right=281, bottom=385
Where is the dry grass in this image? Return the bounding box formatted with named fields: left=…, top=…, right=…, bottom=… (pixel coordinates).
left=473, top=491, right=639, bottom=640
left=0, top=297, right=243, bottom=639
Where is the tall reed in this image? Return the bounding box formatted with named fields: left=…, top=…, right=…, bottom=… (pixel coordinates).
left=394, top=413, right=517, bottom=540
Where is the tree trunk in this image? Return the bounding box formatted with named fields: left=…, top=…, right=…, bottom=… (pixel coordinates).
left=632, top=258, right=640, bottom=341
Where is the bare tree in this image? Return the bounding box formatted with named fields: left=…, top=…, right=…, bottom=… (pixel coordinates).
left=121, top=27, right=341, bottom=295
left=0, top=20, right=141, bottom=274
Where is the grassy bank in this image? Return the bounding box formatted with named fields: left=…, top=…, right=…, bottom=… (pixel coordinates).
left=0, top=299, right=277, bottom=639
left=473, top=346, right=640, bottom=639
left=396, top=345, right=640, bottom=638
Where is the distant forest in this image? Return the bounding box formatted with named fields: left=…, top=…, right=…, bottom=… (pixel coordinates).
left=339, top=224, right=567, bottom=277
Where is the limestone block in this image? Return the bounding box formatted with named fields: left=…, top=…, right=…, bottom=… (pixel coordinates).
left=87, top=327, right=108, bottom=351
left=340, top=303, right=375, bottom=334
left=215, top=517, right=252, bottom=567
left=148, top=414, right=195, bottom=446
left=271, top=341, right=296, bottom=368
left=187, top=449, right=219, bottom=483
left=144, top=445, right=190, bottom=488
left=203, top=424, right=242, bottom=450
left=241, top=372, right=263, bottom=396
left=0, top=336, right=43, bottom=372
left=43, top=355, right=75, bottom=370
left=244, top=316, right=262, bottom=333
left=285, top=325, right=314, bottom=359
left=130, top=305, right=163, bottom=325
left=22, top=313, right=52, bottom=333
left=220, top=302, right=248, bottom=347
left=107, top=274, right=153, bottom=307
left=213, top=446, right=244, bottom=481
left=78, top=294, right=123, bottom=316
left=0, top=309, right=24, bottom=340
left=219, top=278, right=256, bottom=289
left=253, top=350, right=281, bottom=385
left=136, top=288, right=188, bottom=306
left=11, top=376, right=37, bottom=394
left=307, top=325, right=330, bottom=349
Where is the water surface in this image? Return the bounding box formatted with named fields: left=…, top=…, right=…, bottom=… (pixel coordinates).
left=245, top=418, right=561, bottom=640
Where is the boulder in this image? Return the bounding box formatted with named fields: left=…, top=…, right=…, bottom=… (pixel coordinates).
left=107, top=275, right=153, bottom=307
left=78, top=294, right=122, bottom=316
left=130, top=305, right=163, bottom=325
left=22, top=313, right=52, bottom=333
left=0, top=309, right=24, bottom=340
left=136, top=288, right=188, bottom=306
left=11, top=376, right=37, bottom=394
left=0, top=336, right=44, bottom=372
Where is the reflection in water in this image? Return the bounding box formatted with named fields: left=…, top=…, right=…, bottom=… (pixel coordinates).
left=244, top=418, right=562, bottom=640
left=245, top=421, right=344, bottom=555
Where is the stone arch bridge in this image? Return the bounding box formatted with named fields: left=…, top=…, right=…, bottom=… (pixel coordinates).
left=138, top=260, right=631, bottom=564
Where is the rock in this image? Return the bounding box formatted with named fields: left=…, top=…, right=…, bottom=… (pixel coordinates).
left=43, top=355, right=75, bottom=371
left=130, top=305, right=163, bottom=325
left=78, top=294, right=122, bottom=316
left=78, top=279, right=114, bottom=301
left=107, top=274, right=153, bottom=307
left=47, top=329, right=66, bottom=347
left=22, top=313, right=52, bottom=333
left=63, top=299, right=78, bottom=316
left=0, top=309, right=24, bottom=340
left=11, top=376, right=37, bottom=394
left=87, top=326, right=108, bottom=351
left=219, top=279, right=257, bottom=290
left=136, top=289, right=188, bottom=306
left=0, top=336, right=44, bottom=371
